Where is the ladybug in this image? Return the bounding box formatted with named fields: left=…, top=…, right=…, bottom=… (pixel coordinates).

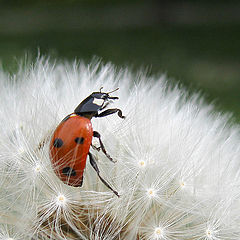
left=50, top=88, right=125, bottom=197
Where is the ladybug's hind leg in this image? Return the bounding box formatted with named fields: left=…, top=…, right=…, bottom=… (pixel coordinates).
left=93, top=131, right=116, bottom=163
left=88, top=152, right=119, bottom=197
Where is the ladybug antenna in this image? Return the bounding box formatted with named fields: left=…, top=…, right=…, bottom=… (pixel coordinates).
left=107, top=88, right=119, bottom=94
left=99, top=87, right=103, bottom=93
left=107, top=88, right=119, bottom=100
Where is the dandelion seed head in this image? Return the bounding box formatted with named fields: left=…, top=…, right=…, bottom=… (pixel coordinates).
left=1, top=58, right=240, bottom=239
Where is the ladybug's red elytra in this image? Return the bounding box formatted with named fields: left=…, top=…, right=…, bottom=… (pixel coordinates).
left=50, top=88, right=125, bottom=197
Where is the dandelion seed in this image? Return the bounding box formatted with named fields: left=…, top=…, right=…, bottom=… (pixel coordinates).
left=154, top=226, right=165, bottom=239
left=179, top=180, right=185, bottom=188
left=55, top=194, right=67, bottom=207
left=139, top=160, right=146, bottom=168
left=206, top=228, right=214, bottom=239
left=17, top=146, right=25, bottom=155
left=147, top=188, right=156, bottom=198
left=34, top=164, right=42, bottom=173
left=205, top=227, right=219, bottom=240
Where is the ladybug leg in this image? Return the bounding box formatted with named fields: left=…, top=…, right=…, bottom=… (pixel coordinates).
left=100, top=101, right=110, bottom=110
left=91, top=144, right=101, bottom=152
left=93, top=131, right=116, bottom=163
left=88, top=152, right=119, bottom=197
left=95, top=108, right=125, bottom=119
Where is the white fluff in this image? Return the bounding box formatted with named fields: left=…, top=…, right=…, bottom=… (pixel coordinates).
left=0, top=58, right=239, bottom=239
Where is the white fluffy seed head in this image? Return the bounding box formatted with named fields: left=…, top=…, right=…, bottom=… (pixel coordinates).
left=0, top=58, right=239, bottom=239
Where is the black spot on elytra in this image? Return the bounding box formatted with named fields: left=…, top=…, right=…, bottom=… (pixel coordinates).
left=62, top=167, right=76, bottom=176
left=75, top=137, right=84, bottom=144
left=53, top=138, right=63, bottom=148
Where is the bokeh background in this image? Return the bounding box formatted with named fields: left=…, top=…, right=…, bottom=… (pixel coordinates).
left=1, top=0, right=240, bottom=120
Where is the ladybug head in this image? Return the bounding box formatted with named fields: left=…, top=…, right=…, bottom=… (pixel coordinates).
left=74, top=88, right=119, bottom=117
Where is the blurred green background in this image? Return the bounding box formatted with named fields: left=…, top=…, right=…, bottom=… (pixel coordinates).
left=0, top=0, right=240, bottom=120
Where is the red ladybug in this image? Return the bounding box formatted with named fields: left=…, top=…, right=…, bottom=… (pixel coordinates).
left=50, top=88, right=125, bottom=197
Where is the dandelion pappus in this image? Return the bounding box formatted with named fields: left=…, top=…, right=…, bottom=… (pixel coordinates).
left=49, top=88, right=125, bottom=197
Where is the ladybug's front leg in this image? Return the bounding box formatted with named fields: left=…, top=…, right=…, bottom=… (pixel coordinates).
left=88, top=152, right=119, bottom=197
left=93, top=131, right=116, bottom=163
left=95, top=108, right=125, bottom=119
left=99, top=101, right=110, bottom=111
